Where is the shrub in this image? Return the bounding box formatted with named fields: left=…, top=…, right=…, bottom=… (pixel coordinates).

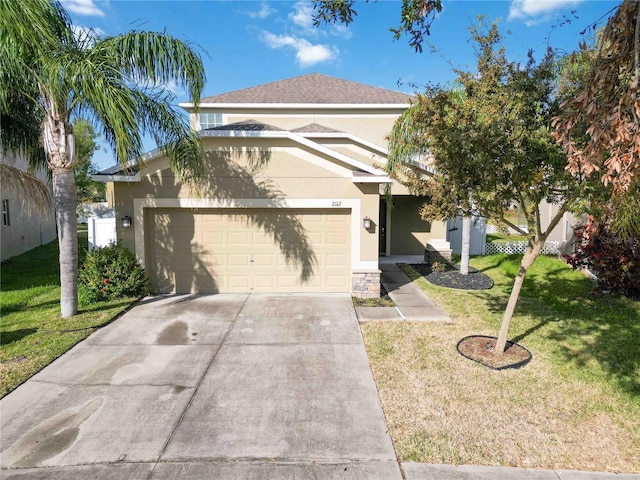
left=565, top=216, right=640, bottom=299
left=430, top=261, right=447, bottom=273
left=79, top=243, right=150, bottom=302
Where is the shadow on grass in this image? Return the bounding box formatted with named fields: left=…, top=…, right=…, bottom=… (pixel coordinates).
left=477, top=254, right=640, bottom=397
left=78, top=298, right=134, bottom=314
left=1, top=328, right=38, bottom=346
left=2, top=299, right=60, bottom=315
left=547, top=297, right=640, bottom=396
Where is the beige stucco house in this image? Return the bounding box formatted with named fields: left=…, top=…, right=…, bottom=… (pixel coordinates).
left=95, top=74, right=451, bottom=297
left=1, top=152, right=57, bottom=261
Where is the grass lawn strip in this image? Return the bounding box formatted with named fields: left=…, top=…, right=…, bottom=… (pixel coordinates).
left=352, top=284, right=396, bottom=307
left=361, top=254, right=640, bottom=472
left=1, top=228, right=137, bottom=398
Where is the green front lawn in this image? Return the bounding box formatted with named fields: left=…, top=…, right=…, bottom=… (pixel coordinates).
left=486, top=232, right=529, bottom=242
left=363, top=254, right=640, bottom=472
left=0, top=229, right=137, bottom=398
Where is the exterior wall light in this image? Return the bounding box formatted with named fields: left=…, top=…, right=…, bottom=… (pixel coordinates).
left=363, top=217, right=371, bottom=229
left=121, top=216, right=132, bottom=228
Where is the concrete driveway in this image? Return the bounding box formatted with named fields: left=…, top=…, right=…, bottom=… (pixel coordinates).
left=0, top=294, right=401, bottom=479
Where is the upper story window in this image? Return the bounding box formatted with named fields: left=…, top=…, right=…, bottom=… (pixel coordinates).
left=2, top=199, right=10, bottom=226
left=198, top=113, right=223, bottom=130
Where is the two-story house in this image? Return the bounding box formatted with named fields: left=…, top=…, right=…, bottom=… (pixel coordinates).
left=94, top=73, right=451, bottom=297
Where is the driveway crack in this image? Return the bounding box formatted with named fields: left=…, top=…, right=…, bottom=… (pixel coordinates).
left=145, top=294, right=251, bottom=480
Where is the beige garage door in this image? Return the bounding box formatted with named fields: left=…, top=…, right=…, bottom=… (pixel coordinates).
left=148, top=208, right=351, bottom=293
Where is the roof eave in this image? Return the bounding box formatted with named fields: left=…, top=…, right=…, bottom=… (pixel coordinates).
left=199, top=130, right=289, bottom=138
left=91, top=172, right=141, bottom=183
left=297, top=132, right=388, bottom=156
left=180, top=102, right=410, bottom=110
left=351, top=174, right=393, bottom=184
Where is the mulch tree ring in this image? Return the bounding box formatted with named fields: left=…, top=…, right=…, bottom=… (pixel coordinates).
left=457, top=335, right=532, bottom=370
left=408, top=263, right=494, bottom=290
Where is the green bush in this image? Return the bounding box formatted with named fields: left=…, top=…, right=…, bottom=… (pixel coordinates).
left=79, top=243, right=150, bottom=302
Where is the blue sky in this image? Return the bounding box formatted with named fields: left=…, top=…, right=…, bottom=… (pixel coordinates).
left=60, top=0, right=619, bottom=170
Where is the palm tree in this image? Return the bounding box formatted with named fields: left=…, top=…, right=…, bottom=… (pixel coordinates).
left=0, top=0, right=206, bottom=317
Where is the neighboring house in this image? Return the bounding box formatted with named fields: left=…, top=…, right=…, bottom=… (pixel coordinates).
left=94, top=74, right=451, bottom=297
left=539, top=199, right=582, bottom=255
left=1, top=152, right=57, bottom=261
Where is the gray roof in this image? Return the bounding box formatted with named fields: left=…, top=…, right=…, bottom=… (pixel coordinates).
left=200, top=73, right=410, bottom=105
left=203, top=120, right=284, bottom=132
left=291, top=123, right=344, bottom=134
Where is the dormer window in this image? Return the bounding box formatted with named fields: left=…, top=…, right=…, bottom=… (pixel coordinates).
left=199, top=113, right=223, bottom=130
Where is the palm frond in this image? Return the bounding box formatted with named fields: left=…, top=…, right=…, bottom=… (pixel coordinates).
left=0, top=0, right=72, bottom=52
left=0, top=163, right=51, bottom=214
left=95, top=31, right=205, bottom=105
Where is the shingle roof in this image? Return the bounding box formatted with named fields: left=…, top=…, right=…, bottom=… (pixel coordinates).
left=291, top=123, right=343, bottom=133
left=200, top=73, right=410, bottom=105
left=203, top=120, right=284, bottom=132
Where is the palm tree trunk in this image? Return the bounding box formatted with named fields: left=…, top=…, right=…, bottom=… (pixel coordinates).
left=52, top=167, right=78, bottom=318
left=495, top=241, right=543, bottom=353
left=460, top=216, right=471, bottom=275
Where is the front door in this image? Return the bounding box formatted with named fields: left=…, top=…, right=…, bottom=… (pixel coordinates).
left=379, top=199, right=387, bottom=255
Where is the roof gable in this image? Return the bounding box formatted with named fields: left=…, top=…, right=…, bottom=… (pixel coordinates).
left=199, top=73, right=410, bottom=105
left=95, top=120, right=391, bottom=182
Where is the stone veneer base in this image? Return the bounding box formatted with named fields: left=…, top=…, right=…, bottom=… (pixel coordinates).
left=352, top=270, right=381, bottom=299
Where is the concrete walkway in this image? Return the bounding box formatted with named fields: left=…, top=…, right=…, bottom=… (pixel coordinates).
left=356, top=255, right=451, bottom=322
left=0, top=294, right=400, bottom=479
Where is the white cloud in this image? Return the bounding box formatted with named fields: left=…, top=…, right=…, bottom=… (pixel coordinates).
left=61, top=0, right=105, bottom=17
left=330, top=24, right=352, bottom=40
left=71, top=24, right=105, bottom=45
left=508, top=0, right=583, bottom=22
left=289, top=1, right=314, bottom=30
left=262, top=32, right=336, bottom=67
left=160, top=80, right=184, bottom=97
left=247, top=2, right=275, bottom=19
left=287, top=1, right=351, bottom=38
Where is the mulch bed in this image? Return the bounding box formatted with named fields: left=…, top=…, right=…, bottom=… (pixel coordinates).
left=457, top=335, right=532, bottom=370
left=408, top=263, right=494, bottom=290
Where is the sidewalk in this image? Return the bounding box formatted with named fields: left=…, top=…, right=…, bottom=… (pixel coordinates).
left=356, top=256, right=451, bottom=322
left=402, top=463, right=640, bottom=479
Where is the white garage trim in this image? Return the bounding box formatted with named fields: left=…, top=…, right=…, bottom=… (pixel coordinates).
left=133, top=198, right=375, bottom=272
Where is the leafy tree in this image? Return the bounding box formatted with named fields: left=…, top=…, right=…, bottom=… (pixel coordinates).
left=313, top=0, right=442, bottom=51
left=388, top=87, right=473, bottom=275
left=553, top=0, right=640, bottom=193
left=73, top=119, right=105, bottom=203
left=0, top=0, right=206, bottom=318
left=387, top=21, right=585, bottom=353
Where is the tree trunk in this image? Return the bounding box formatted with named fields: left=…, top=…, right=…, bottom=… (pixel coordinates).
left=495, top=241, right=543, bottom=353
left=52, top=168, right=78, bottom=318
left=460, top=216, right=471, bottom=275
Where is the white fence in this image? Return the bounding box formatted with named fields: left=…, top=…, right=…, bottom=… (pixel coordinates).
left=78, top=202, right=113, bottom=223
left=486, top=224, right=529, bottom=235
left=87, top=216, right=117, bottom=251
left=485, top=241, right=559, bottom=255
